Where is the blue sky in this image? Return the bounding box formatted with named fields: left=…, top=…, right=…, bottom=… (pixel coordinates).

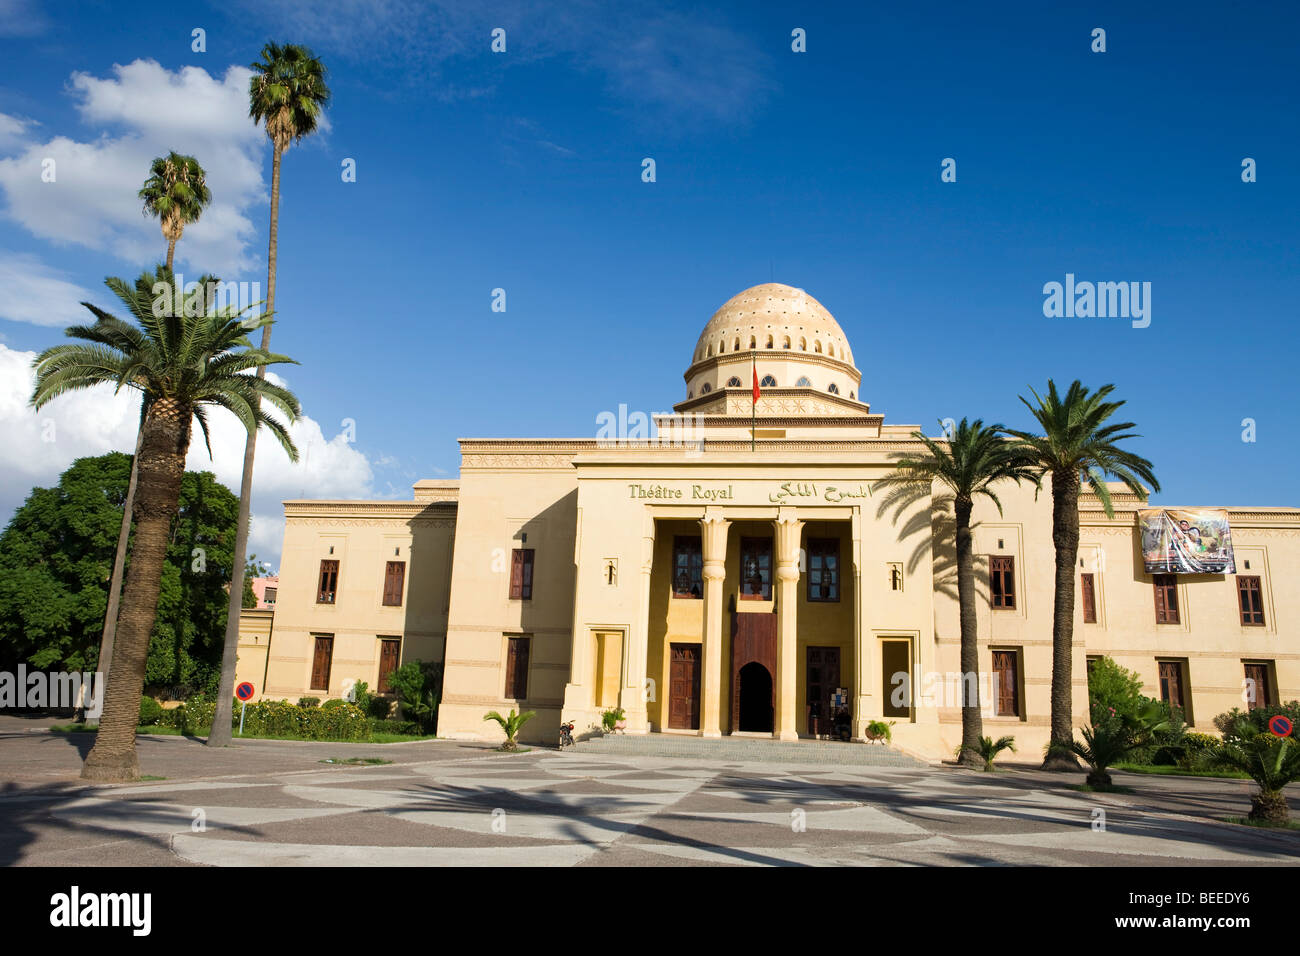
left=0, top=0, right=1296, bottom=566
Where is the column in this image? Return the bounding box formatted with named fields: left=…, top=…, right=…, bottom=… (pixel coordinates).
left=774, top=510, right=804, bottom=741
left=699, top=509, right=730, bottom=737
left=622, top=512, right=654, bottom=733
left=851, top=506, right=869, bottom=738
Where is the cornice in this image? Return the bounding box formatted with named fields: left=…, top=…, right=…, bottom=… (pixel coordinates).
left=682, top=348, right=860, bottom=385
left=283, top=499, right=457, bottom=520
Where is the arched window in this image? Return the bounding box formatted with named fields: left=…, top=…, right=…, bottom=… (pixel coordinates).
left=827, top=344, right=835, bottom=358
left=701, top=382, right=712, bottom=393
left=760, top=374, right=777, bottom=388
left=726, top=376, right=742, bottom=387
left=749, top=335, right=757, bottom=349
left=814, top=341, right=822, bottom=354
left=687, top=390, right=693, bottom=399
left=782, top=336, right=791, bottom=349
left=765, top=334, right=774, bottom=348
left=733, top=337, right=741, bottom=352
left=849, top=391, right=856, bottom=400
left=799, top=337, right=807, bottom=351
left=707, top=344, right=714, bottom=357
left=827, top=383, right=839, bottom=395
left=796, top=376, right=812, bottom=387
left=719, top=340, right=726, bottom=353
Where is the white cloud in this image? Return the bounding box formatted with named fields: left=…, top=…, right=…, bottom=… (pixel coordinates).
left=0, top=252, right=99, bottom=327
left=0, top=60, right=265, bottom=278
left=0, top=112, right=33, bottom=150
left=0, top=344, right=378, bottom=565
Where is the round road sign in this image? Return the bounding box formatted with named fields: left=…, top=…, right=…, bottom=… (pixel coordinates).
left=236, top=682, right=255, bottom=702
left=1268, top=715, right=1292, bottom=738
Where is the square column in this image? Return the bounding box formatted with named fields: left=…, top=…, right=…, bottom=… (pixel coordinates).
left=699, top=510, right=731, bottom=737
left=622, top=512, right=655, bottom=733
left=774, top=511, right=804, bottom=741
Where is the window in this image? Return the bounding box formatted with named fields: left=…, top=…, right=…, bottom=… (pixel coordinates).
left=1237, top=575, right=1265, bottom=626
left=782, top=336, right=791, bottom=349
left=1157, top=659, right=1188, bottom=714
left=990, top=555, right=1015, bottom=609
left=310, top=635, right=334, bottom=690
left=726, top=376, right=742, bottom=387
left=509, top=548, right=535, bottom=600
left=672, top=536, right=703, bottom=598
left=1080, top=573, right=1097, bottom=623
left=1153, top=574, right=1179, bottom=624
left=739, top=537, right=772, bottom=600
left=382, top=561, right=405, bottom=606
left=827, top=383, right=839, bottom=394
left=992, top=649, right=1020, bottom=717
left=317, top=559, right=339, bottom=604
left=263, top=586, right=277, bottom=606
left=1244, top=662, right=1273, bottom=710
left=700, top=382, right=712, bottom=393
left=378, top=638, right=401, bottom=693
left=505, top=636, right=530, bottom=699
left=807, top=538, right=839, bottom=601
left=760, top=374, right=777, bottom=388
left=796, top=376, right=812, bottom=387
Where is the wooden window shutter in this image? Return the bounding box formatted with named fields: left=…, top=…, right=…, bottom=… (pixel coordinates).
left=506, top=637, right=530, bottom=699
left=509, top=549, right=535, bottom=600
left=1080, top=573, right=1097, bottom=623
left=383, top=561, right=405, bottom=606
left=1237, top=576, right=1264, bottom=626
left=990, top=556, right=1015, bottom=609
left=1154, top=575, right=1179, bottom=624
left=317, top=560, right=338, bottom=604
left=993, top=650, right=1019, bottom=717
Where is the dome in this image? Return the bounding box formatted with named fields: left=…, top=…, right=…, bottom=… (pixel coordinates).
left=690, top=283, right=855, bottom=368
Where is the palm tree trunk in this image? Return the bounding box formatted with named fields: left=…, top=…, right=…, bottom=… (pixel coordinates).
left=210, top=143, right=282, bottom=746
left=166, top=239, right=176, bottom=272
left=82, top=399, right=191, bottom=782
left=86, top=422, right=144, bottom=722
left=954, top=498, right=984, bottom=767
left=1042, top=468, right=1083, bottom=771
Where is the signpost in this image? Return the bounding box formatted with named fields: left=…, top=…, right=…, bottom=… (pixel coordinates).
left=235, top=682, right=255, bottom=736
left=1269, top=714, right=1292, bottom=738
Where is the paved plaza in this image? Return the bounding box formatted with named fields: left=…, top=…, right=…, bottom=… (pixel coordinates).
left=3, top=718, right=1299, bottom=867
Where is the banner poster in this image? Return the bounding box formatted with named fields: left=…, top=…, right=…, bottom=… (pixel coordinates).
left=1138, top=508, right=1236, bottom=574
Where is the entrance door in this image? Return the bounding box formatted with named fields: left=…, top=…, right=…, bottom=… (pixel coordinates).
left=806, top=646, right=841, bottom=737
left=881, top=639, right=912, bottom=718
left=668, top=644, right=701, bottom=730
left=737, top=662, right=774, bottom=732
left=378, top=638, right=401, bottom=692
left=311, top=635, right=334, bottom=691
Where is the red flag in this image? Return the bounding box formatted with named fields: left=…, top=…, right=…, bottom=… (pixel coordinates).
left=752, top=357, right=761, bottom=403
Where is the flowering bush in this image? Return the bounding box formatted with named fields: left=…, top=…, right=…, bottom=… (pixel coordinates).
left=156, top=696, right=369, bottom=740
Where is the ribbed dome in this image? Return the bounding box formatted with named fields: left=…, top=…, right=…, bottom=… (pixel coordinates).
left=691, top=283, right=855, bottom=368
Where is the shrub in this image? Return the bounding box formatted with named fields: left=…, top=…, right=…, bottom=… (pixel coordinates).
left=1179, top=732, right=1222, bottom=771
left=298, top=696, right=320, bottom=708
left=1200, top=719, right=1300, bottom=824
left=1086, top=656, right=1147, bottom=725
left=367, top=696, right=394, bottom=719
left=1214, top=701, right=1300, bottom=742
left=138, top=696, right=163, bottom=726
left=601, top=707, right=626, bottom=732
left=321, top=698, right=350, bottom=711
left=369, top=718, right=421, bottom=736
left=484, top=709, right=535, bottom=750
left=351, top=680, right=371, bottom=715
left=388, top=660, right=442, bottom=734
left=866, top=720, right=894, bottom=743
left=1065, top=699, right=1172, bottom=789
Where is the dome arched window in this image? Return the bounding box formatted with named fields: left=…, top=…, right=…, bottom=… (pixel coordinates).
left=799, top=337, right=807, bottom=350
left=814, top=341, right=822, bottom=354
left=765, top=334, right=774, bottom=348
left=760, top=374, right=777, bottom=388
left=719, top=340, right=726, bottom=353
left=827, top=383, right=839, bottom=395
left=733, top=337, right=741, bottom=351
left=726, top=376, right=742, bottom=387
left=749, top=336, right=757, bottom=349
left=701, top=382, right=712, bottom=393
left=827, top=344, right=835, bottom=358
left=782, top=336, right=791, bottom=349
left=796, top=376, right=812, bottom=387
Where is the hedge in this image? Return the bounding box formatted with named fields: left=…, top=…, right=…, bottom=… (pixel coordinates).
left=156, top=697, right=370, bottom=741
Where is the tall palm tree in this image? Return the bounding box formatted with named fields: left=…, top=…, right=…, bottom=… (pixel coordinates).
left=1004, top=380, right=1159, bottom=771
left=91, top=270, right=222, bottom=724
left=31, top=267, right=300, bottom=781
left=877, top=419, right=1038, bottom=767
left=212, top=42, right=330, bottom=747
left=139, top=152, right=212, bottom=271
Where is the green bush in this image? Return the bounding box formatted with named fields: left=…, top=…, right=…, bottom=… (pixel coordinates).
left=138, top=696, right=163, bottom=726
left=1214, top=701, right=1300, bottom=742
left=601, top=707, right=626, bottom=732
left=1087, top=656, right=1147, bottom=725
left=351, top=681, right=371, bottom=715
left=369, top=718, right=422, bottom=735
left=298, top=696, right=320, bottom=708
left=387, top=660, right=442, bottom=734
left=157, top=696, right=217, bottom=734
left=367, top=696, right=394, bottom=719
left=321, top=698, right=349, bottom=711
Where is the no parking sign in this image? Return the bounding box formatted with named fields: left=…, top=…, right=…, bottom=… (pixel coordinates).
left=236, top=682, right=255, bottom=702
left=1268, top=715, right=1292, bottom=738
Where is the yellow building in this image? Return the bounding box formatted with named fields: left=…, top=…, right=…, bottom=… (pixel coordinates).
left=240, top=283, right=1300, bottom=760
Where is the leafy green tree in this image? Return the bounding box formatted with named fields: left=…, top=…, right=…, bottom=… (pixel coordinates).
left=0, top=454, right=240, bottom=691
left=242, top=554, right=263, bottom=609
left=1086, top=656, right=1147, bottom=724
left=30, top=267, right=300, bottom=782
left=386, top=660, right=442, bottom=734
left=878, top=418, right=1038, bottom=767
left=1004, top=381, right=1160, bottom=770
left=214, top=41, right=331, bottom=747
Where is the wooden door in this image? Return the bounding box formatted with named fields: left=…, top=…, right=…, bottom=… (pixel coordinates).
left=668, top=644, right=701, bottom=730
left=378, top=639, right=401, bottom=692
left=1158, top=661, right=1183, bottom=709
left=993, top=650, right=1019, bottom=716
left=311, top=636, right=334, bottom=691
left=806, top=646, right=840, bottom=736
left=1245, top=663, right=1270, bottom=710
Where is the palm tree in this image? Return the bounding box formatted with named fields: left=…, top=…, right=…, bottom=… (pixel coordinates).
left=31, top=267, right=300, bottom=781
left=211, top=42, right=330, bottom=748
left=484, top=710, right=536, bottom=752
left=1064, top=699, right=1171, bottom=789
left=1201, top=721, right=1300, bottom=824
left=1004, top=381, right=1159, bottom=770
left=878, top=419, right=1038, bottom=767
left=139, top=152, right=212, bottom=271
left=977, top=735, right=1017, bottom=772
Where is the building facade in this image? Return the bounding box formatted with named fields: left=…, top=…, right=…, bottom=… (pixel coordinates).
left=238, top=284, right=1300, bottom=759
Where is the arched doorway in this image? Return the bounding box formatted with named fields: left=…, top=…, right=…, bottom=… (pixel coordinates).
left=737, top=662, right=774, bottom=732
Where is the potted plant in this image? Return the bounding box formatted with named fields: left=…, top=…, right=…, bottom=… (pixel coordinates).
left=865, top=720, right=895, bottom=744
left=601, top=707, right=626, bottom=734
